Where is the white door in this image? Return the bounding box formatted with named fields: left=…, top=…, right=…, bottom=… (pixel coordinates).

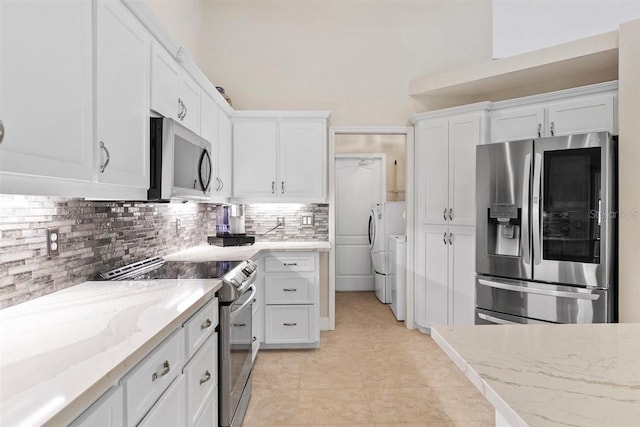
left=233, top=119, right=277, bottom=198
left=448, top=114, right=481, bottom=226
left=278, top=119, right=325, bottom=200
left=0, top=0, right=93, bottom=181
left=96, top=0, right=149, bottom=188
left=448, top=226, right=475, bottom=326
left=490, top=106, right=545, bottom=143
left=418, top=225, right=449, bottom=328
left=335, top=155, right=385, bottom=292
left=416, top=119, right=449, bottom=225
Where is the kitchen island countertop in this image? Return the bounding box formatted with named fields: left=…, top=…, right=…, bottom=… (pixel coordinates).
left=432, top=323, right=640, bottom=427
left=164, top=241, right=331, bottom=262
left=0, top=278, right=222, bottom=427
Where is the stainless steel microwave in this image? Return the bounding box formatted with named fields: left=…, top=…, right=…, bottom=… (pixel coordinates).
left=148, top=117, right=212, bottom=201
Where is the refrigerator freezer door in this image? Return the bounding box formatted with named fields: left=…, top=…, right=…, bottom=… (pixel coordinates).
left=532, top=132, right=616, bottom=288
left=476, top=140, right=533, bottom=280
left=476, top=275, right=613, bottom=323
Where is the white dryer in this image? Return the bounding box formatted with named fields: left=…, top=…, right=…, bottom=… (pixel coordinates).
left=368, top=202, right=405, bottom=303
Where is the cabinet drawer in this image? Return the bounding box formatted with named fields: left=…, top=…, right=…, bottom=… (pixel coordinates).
left=265, top=275, right=314, bottom=304
left=184, top=297, right=218, bottom=360
left=184, top=333, right=217, bottom=426
left=264, top=256, right=314, bottom=272
left=121, top=328, right=185, bottom=427
left=265, top=305, right=316, bottom=344
left=138, top=375, right=186, bottom=427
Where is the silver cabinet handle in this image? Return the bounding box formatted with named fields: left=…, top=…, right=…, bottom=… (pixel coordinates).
left=99, top=141, right=110, bottom=173
left=200, top=318, right=212, bottom=330
left=152, top=360, right=170, bottom=381
left=0, top=119, right=4, bottom=144
left=183, top=101, right=187, bottom=119
left=177, top=98, right=183, bottom=119
left=219, top=178, right=224, bottom=191
left=281, top=181, right=285, bottom=194
left=215, top=177, right=221, bottom=191
left=272, top=181, right=275, bottom=194
left=448, top=208, right=453, bottom=221
left=443, top=208, right=447, bottom=221
left=448, top=232, right=453, bottom=245
left=550, top=121, right=555, bottom=136
left=283, top=262, right=297, bottom=266
left=233, top=323, right=247, bottom=327
left=283, top=288, right=297, bottom=292
left=537, top=123, right=542, bottom=138
left=199, top=370, right=211, bottom=386
left=283, top=322, right=297, bottom=326
left=442, top=232, right=447, bottom=245
left=252, top=336, right=257, bottom=342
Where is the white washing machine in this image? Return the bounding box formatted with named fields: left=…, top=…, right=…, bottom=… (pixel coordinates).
left=388, top=235, right=406, bottom=321
left=368, top=202, right=405, bottom=303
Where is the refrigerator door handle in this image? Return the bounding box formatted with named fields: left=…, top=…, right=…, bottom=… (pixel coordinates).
left=532, top=153, right=542, bottom=265
left=477, top=278, right=601, bottom=300
left=522, top=153, right=531, bottom=264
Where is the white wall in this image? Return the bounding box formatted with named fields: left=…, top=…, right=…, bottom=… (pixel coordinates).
left=493, top=0, right=640, bottom=58
left=202, top=0, right=492, bottom=125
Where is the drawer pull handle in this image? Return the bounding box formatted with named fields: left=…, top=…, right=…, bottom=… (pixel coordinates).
left=283, top=288, right=297, bottom=292
left=283, top=322, right=297, bottom=327
left=200, top=318, right=212, bottom=330
left=283, top=263, right=298, bottom=267
left=199, top=370, right=212, bottom=386
left=233, top=323, right=247, bottom=327
left=152, top=360, right=170, bottom=382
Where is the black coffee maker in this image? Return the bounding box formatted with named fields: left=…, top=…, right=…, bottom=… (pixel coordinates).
left=209, top=204, right=255, bottom=246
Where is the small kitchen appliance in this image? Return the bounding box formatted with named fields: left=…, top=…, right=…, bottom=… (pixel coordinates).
left=210, top=204, right=255, bottom=247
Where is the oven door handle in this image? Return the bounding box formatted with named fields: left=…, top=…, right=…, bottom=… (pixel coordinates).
left=477, top=312, right=519, bottom=325
left=230, top=285, right=256, bottom=318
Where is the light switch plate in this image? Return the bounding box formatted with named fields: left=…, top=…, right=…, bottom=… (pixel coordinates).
left=300, top=215, right=314, bottom=227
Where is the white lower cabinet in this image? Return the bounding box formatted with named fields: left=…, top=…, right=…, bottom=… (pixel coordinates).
left=138, top=375, right=186, bottom=427
left=415, top=226, right=475, bottom=331
left=261, top=252, right=320, bottom=348
left=184, top=334, right=217, bottom=426
left=194, top=393, right=218, bottom=427
left=70, top=386, right=124, bottom=427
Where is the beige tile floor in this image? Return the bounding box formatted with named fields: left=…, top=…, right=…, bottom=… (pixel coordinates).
left=243, top=291, right=494, bottom=426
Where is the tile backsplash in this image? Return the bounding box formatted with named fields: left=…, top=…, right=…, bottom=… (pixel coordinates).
left=0, top=196, right=328, bottom=309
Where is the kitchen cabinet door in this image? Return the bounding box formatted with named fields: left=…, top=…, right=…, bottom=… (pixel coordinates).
left=418, top=226, right=449, bottom=329
left=233, top=119, right=277, bottom=199
left=448, top=114, right=481, bottom=227
left=200, top=91, right=219, bottom=145
left=448, top=226, right=475, bottom=326
left=216, top=110, right=233, bottom=199
left=546, top=93, right=615, bottom=137
left=417, top=119, right=449, bottom=225
left=0, top=0, right=93, bottom=182
left=178, top=75, right=201, bottom=135
left=490, top=106, right=544, bottom=143
left=96, top=0, right=150, bottom=189
left=70, top=386, right=123, bottom=427
left=138, top=375, right=186, bottom=427
left=150, top=41, right=181, bottom=121
left=278, top=119, right=326, bottom=201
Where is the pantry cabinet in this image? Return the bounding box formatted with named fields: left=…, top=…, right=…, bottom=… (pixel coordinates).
left=415, top=225, right=475, bottom=331
left=0, top=0, right=94, bottom=183
left=95, top=0, right=150, bottom=189
left=415, top=107, right=489, bottom=227
left=489, top=83, right=617, bottom=143
left=232, top=113, right=329, bottom=202
left=150, top=41, right=201, bottom=135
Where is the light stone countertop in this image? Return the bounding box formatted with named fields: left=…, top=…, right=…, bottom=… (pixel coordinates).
left=0, top=278, right=222, bottom=427
left=163, top=241, right=331, bottom=262
left=431, top=323, right=640, bottom=427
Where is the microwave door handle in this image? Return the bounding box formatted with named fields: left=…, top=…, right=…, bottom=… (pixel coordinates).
left=532, top=153, right=542, bottom=265
left=230, top=285, right=256, bottom=318
left=521, top=153, right=531, bottom=264
left=198, top=149, right=212, bottom=192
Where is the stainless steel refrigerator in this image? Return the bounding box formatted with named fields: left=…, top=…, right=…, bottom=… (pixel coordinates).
left=475, top=132, right=616, bottom=324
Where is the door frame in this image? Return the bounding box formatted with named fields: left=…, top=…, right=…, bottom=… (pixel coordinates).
left=328, top=126, right=415, bottom=330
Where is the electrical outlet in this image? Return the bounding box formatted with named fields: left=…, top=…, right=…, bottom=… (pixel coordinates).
left=277, top=216, right=285, bottom=227
left=300, top=214, right=314, bottom=227
left=47, top=228, right=60, bottom=256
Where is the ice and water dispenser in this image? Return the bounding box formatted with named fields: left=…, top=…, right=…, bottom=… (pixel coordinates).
left=487, top=203, right=521, bottom=257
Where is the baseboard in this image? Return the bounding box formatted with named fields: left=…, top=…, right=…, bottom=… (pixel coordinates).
left=320, top=316, right=331, bottom=331
left=335, top=283, right=375, bottom=292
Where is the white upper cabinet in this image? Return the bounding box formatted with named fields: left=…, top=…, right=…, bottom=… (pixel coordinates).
left=201, top=92, right=233, bottom=200
left=96, top=0, right=150, bottom=189
left=233, top=119, right=278, bottom=199
left=0, top=0, right=93, bottom=183
left=490, top=83, right=617, bottom=143
left=415, top=109, right=486, bottom=227
left=278, top=119, right=326, bottom=200
left=151, top=41, right=201, bottom=135
left=232, top=113, right=328, bottom=202
left=217, top=110, right=233, bottom=199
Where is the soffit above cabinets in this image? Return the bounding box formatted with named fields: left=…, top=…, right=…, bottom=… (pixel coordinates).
left=409, top=30, right=619, bottom=99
